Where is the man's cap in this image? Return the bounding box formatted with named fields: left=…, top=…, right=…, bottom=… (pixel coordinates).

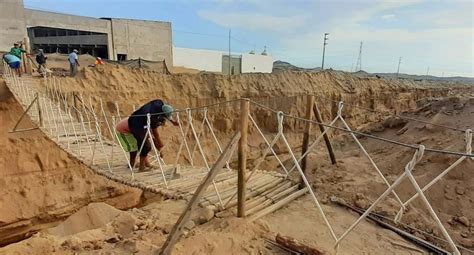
left=162, top=104, right=174, bottom=120
left=73, top=49, right=78, bottom=53
left=97, top=57, right=102, bottom=60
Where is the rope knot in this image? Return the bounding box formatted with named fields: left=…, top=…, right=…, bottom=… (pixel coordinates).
left=465, top=129, right=472, bottom=155
left=186, top=108, right=192, bottom=121
left=146, top=113, right=151, bottom=127
left=337, top=101, right=344, bottom=117
left=277, top=111, right=284, bottom=133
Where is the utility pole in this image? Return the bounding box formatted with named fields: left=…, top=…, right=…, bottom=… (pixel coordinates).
left=321, top=33, right=329, bottom=70
left=228, top=29, right=231, bottom=76
left=355, top=41, right=363, bottom=72
left=396, top=57, right=402, bottom=77
left=426, top=66, right=430, bottom=76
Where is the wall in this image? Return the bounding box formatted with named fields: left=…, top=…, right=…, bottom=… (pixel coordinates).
left=241, top=53, right=273, bottom=73
left=25, top=9, right=111, bottom=33
left=30, top=34, right=108, bottom=45
left=0, top=0, right=27, bottom=51
left=24, top=9, right=114, bottom=59
left=111, top=19, right=173, bottom=65
left=173, top=47, right=222, bottom=72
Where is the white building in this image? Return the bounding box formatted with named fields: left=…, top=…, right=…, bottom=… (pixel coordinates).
left=173, top=47, right=273, bottom=74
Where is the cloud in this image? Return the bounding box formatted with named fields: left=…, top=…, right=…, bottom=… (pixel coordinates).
left=381, top=14, right=396, bottom=20
left=351, top=0, right=423, bottom=23
left=197, top=0, right=472, bottom=76
left=198, top=10, right=307, bottom=32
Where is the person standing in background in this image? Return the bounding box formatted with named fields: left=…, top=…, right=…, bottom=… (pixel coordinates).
left=9, top=42, right=26, bottom=76
left=68, top=49, right=80, bottom=77
left=35, top=49, right=47, bottom=76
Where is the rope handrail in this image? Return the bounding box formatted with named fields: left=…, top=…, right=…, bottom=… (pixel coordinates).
left=248, top=99, right=474, bottom=158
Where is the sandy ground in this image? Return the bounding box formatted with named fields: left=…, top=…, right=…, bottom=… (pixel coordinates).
left=0, top=78, right=143, bottom=246
left=0, top=66, right=472, bottom=254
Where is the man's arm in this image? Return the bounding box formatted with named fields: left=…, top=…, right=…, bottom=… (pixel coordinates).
left=169, top=119, right=179, bottom=126
left=75, top=58, right=80, bottom=66
left=151, top=128, right=164, bottom=150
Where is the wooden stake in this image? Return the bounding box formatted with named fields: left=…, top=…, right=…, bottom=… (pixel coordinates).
left=159, top=132, right=241, bottom=255
left=301, top=95, right=314, bottom=188
left=11, top=95, right=38, bottom=132
left=275, top=234, right=326, bottom=255
left=36, top=92, right=43, bottom=127
left=23, top=37, right=32, bottom=75
left=313, top=103, right=337, bottom=165
left=73, top=92, right=79, bottom=119
left=238, top=99, right=249, bottom=217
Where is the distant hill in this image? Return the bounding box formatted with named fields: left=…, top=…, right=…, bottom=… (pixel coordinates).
left=373, top=73, right=474, bottom=84
left=273, top=60, right=321, bottom=72
left=273, top=60, right=474, bottom=84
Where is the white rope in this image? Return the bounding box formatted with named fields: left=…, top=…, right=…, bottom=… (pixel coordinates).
left=146, top=113, right=169, bottom=188
left=338, top=108, right=406, bottom=211
left=404, top=159, right=460, bottom=254
left=248, top=113, right=289, bottom=174
left=286, top=111, right=340, bottom=174
left=276, top=111, right=338, bottom=241
left=190, top=113, right=207, bottom=164
left=223, top=123, right=283, bottom=208
left=187, top=109, right=224, bottom=208
left=111, top=116, right=135, bottom=179
left=88, top=98, right=111, bottom=171
left=174, top=111, right=194, bottom=167
left=203, top=108, right=232, bottom=171
left=99, top=98, right=115, bottom=167
left=334, top=145, right=425, bottom=246
left=395, top=129, right=472, bottom=223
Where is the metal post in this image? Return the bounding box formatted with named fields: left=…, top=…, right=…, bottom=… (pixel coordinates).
left=237, top=99, right=249, bottom=217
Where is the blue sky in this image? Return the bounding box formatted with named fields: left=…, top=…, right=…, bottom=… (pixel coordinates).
left=24, top=0, right=473, bottom=77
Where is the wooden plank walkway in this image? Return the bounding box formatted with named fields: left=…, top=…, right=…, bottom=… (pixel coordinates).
left=4, top=74, right=307, bottom=218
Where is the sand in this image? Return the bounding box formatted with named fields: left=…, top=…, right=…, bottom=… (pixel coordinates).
left=1, top=66, right=473, bottom=254
left=0, top=78, right=143, bottom=246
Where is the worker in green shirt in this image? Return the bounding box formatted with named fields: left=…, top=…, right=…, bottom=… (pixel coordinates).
left=10, top=42, right=26, bottom=59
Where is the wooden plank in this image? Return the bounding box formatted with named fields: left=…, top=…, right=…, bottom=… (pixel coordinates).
left=238, top=99, right=250, bottom=217
left=248, top=188, right=308, bottom=222
left=301, top=95, right=315, bottom=188
left=275, top=234, right=326, bottom=255
left=159, top=132, right=241, bottom=255
left=313, top=103, right=336, bottom=165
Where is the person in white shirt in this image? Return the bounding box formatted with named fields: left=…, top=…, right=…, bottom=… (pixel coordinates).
left=68, top=49, right=80, bottom=77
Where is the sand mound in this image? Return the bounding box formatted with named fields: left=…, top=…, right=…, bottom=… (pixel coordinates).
left=47, top=202, right=136, bottom=237
left=0, top=78, right=142, bottom=246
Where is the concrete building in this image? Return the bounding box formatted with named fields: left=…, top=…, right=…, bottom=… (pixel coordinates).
left=173, top=47, right=273, bottom=74
left=1, top=0, right=173, bottom=65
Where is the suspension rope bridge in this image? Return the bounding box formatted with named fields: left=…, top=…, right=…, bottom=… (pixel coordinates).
left=2, top=63, right=472, bottom=254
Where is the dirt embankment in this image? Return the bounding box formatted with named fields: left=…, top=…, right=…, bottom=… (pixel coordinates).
left=48, top=65, right=472, bottom=132
left=0, top=79, right=143, bottom=246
